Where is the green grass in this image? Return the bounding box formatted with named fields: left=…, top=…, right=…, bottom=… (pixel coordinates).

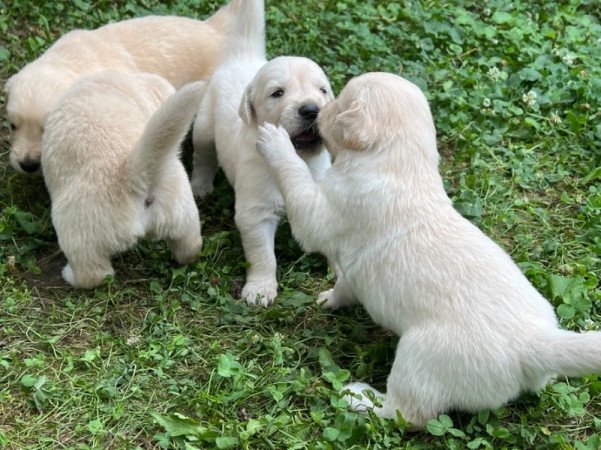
left=1, top=0, right=600, bottom=448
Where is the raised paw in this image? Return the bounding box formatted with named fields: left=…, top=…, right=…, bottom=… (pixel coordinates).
left=256, top=123, right=294, bottom=159
left=242, top=279, right=278, bottom=307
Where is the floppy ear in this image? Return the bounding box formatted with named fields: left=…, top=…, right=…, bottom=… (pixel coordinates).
left=336, top=100, right=374, bottom=151
left=238, top=84, right=256, bottom=125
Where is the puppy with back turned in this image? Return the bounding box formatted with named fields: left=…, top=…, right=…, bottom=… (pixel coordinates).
left=42, top=72, right=204, bottom=288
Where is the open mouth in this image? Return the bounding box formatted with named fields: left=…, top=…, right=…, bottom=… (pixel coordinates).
left=290, top=126, right=321, bottom=151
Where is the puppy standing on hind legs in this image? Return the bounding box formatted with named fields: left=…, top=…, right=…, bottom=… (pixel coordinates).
left=43, top=73, right=204, bottom=288
left=191, top=0, right=334, bottom=306
left=256, top=72, right=601, bottom=427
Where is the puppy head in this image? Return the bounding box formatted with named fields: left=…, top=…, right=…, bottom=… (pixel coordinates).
left=317, top=72, right=438, bottom=162
left=5, top=64, right=78, bottom=175
left=239, top=56, right=334, bottom=154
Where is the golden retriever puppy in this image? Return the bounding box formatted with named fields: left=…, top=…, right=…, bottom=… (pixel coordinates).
left=191, top=0, right=334, bottom=306
left=5, top=0, right=242, bottom=174
left=255, top=72, right=601, bottom=427
left=42, top=72, right=204, bottom=288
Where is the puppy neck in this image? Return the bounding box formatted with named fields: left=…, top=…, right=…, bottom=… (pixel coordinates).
left=333, top=140, right=450, bottom=205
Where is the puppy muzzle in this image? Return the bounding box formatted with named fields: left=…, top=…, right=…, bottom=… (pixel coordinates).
left=290, top=103, right=322, bottom=152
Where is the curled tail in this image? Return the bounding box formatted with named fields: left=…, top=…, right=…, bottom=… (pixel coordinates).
left=128, top=81, right=206, bottom=191
left=537, top=328, right=601, bottom=377
left=220, top=0, right=265, bottom=61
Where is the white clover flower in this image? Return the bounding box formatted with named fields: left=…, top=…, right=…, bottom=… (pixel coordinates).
left=522, top=90, right=538, bottom=108
left=487, top=67, right=500, bottom=80
left=487, top=66, right=507, bottom=82
left=483, top=98, right=491, bottom=108
left=562, top=52, right=576, bottom=66
left=483, top=7, right=491, bottom=16
left=549, top=112, right=562, bottom=125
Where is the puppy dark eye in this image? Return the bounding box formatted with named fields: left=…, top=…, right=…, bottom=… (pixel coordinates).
left=9, top=122, right=16, bottom=132
left=320, top=87, right=328, bottom=95
left=271, top=89, right=284, bottom=98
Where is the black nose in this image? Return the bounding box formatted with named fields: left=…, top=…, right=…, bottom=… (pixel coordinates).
left=19, top=159, right=41, bottom=173
left=299, top=104, right=319, bottom=121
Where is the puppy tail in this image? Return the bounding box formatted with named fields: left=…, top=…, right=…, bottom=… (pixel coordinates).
left=128, top=81, right=206, bottom=191
left=221, top=0, right=265, bottom=60
left=536, top=328, right=601, bottom=378
left=205, top=0, right=245, bottom=33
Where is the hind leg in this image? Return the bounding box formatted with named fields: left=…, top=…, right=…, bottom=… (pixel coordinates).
left=168, top=216, right=202, bottom=265
left=62, top=254, right=115, bottom=288
left=190, top=139, right=218, bottom=198
left=169, top=235, right=202, bottom=264
left=55, top=213, right=116, bottom=288
left=317, top=275, right=358, bottom=309
left=167, top=199, right=202, bottom=264
left=156, top=168, right=203, bottom=264
left=191, top=99, right=218, bottom=198
left=317, top=260, right=358, bottom=309
left=342, top=332, right=448, bottom=428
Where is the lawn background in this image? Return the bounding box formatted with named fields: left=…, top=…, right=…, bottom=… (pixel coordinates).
left=0, top=0, right=600, bottom=449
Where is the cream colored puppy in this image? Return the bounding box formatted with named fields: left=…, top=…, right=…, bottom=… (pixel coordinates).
left=5, top=0, right=242, bottom=174
left=191, top=0, right=333, bottom=306
left=42, top=72, right=204, bottom=288
left=256, top=72, right=601, bottom=427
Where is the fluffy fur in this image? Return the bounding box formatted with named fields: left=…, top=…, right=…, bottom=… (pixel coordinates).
left=42, top=72, right=203, bottom=288
left=255, top=72, right=601, bottom=427
left=5, top=0, right=242, bottom=174
left=191, top=0, right=334, bottom=306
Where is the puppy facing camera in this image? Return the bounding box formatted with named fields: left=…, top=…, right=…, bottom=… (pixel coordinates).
left=191, top=0, right=333, bottom=306
left=256, top=72, right=601, bottom=427
left=42, top=72, right=204, bottom=288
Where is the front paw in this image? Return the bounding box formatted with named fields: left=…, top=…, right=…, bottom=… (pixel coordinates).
left=242, top=279, right=278, bottom=307
left=256, top=123, right=294, bottom=159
